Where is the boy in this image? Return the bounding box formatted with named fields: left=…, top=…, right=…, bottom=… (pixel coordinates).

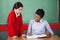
left=27, top=9, right=54, bottom=37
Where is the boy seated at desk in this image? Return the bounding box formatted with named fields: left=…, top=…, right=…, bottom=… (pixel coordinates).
left=27, top=9, right=54, bottom=37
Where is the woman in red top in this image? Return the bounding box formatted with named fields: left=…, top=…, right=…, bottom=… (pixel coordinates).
left=8, top=2, right=25, bottom=38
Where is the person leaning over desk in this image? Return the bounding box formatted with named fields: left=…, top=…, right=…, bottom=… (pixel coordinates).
left=8, top=2, right=26, bottom=39
left=27, top=9, right=54, bottom=37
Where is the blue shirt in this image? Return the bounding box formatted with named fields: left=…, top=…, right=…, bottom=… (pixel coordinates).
left=27, top=19, right=54, bottom=36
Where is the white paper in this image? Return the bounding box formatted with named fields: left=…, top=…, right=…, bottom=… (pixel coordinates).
left=27, top=34, right=47, bottom=38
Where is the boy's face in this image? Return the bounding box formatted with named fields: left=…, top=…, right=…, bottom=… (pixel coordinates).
left=14, top=7, right=23, bottom=14
left=34, top=14, right=41, bottom=22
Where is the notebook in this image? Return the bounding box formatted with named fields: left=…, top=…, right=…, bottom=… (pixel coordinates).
left=27, top=34, right=47, bottom=38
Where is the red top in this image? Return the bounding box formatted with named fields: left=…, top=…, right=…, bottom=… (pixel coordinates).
left=8, top=10, right=24, bottom=36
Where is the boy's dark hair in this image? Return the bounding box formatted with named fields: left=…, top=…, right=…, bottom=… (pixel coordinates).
left=35, top=9, right=45, bottom=18
left=13, top=2, right=23, bottom=10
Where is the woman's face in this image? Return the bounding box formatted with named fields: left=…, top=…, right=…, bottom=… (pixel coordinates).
left=14, top=7, right=23, bottom=14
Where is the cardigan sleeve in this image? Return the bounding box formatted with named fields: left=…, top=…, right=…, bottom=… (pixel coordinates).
left=8, top=12, right=16, bottom=36
left=19, top=14, right=24, bottom=34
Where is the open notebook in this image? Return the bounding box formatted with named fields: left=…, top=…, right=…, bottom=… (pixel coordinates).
left=27, top=34, right=47, bottom=38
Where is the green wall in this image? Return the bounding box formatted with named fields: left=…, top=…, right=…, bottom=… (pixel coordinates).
left=0, top=0, right=58, bottom=24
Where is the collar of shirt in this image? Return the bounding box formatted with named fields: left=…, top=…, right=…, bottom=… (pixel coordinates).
left=15, top=13, right=20, bottom=17
left=34, top=19, right=43, bottom=23
left=40, top=19, right=43, bottom=23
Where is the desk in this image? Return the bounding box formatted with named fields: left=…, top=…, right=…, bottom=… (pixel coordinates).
left=8, top=35, right=60, bottom=40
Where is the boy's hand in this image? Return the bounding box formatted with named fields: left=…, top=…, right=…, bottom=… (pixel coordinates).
left=27, top=33, right=32, bottom=36
left=45, top=31, right=51, bottom=38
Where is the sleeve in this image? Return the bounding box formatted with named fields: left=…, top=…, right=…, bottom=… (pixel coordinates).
left=27, top=20, right=32, bottom=34
left=8, top=14, right=16, bottom=36
left=20, top=20, right=24, bottom=34
left=19, top=14, right=24, bottom=34
left=45, top=21, right=54, bottom=36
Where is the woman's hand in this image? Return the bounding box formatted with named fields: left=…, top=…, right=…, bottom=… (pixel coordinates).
left=12, top=36, right=18, bottom=40
left=22, top=34, right=26, bottom=38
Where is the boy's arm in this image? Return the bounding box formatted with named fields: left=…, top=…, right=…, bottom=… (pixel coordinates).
left=45, top=21, right=54, bottom=37
left=27, top=20, right=32, bottom=36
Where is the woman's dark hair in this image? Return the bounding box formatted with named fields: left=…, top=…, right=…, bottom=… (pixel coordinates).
left=13, top=2, right=23, bottom=10
left=35, top=9, right=45, bottom=18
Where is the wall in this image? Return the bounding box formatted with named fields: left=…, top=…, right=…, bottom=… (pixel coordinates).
left=0, top=0, right=58, bottom=24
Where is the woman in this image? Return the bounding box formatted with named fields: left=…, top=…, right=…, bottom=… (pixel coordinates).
left=8, top=2, right=25, bottom=39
